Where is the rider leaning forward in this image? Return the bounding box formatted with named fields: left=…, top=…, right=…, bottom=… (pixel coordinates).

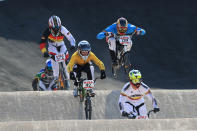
left=119, top=69, right=160, bottom=119
left=67, top=40, right=106, bottom=96
left=96, top=17, right=146, bottom=66
left=39, top=15, right=76, bottom=82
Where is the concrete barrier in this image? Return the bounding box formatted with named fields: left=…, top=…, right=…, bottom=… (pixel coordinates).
left=0, top=118, right=197, bottom=131
left=0, top=90, right=197, bottom=122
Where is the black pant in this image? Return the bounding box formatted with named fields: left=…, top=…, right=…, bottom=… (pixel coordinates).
left=73, top=63, right=92, bottom=80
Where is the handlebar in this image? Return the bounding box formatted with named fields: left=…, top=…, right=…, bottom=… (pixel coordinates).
left=76, top=77, right=100, bottom=84
left=147, top=109, right=156, bottom=118
left=106, top=31, right=136, bottom=39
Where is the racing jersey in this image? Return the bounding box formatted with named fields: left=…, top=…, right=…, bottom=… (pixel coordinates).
left=39, top=25, right=75, bottom=53
left=96, top=23, right=146, bottom=39
left=35, top=68, right=54, bottom=85
left=119, top=82, right=158, bottom=109
left=67, top=51, right=105, bottom=73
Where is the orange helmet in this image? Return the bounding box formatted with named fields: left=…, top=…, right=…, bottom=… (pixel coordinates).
left=117, top=17, right=128, bottom=34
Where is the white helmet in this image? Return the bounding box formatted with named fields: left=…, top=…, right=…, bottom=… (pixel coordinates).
left=78, top=40, right=91, bottom=61
left=48, top=15, right=61, bottom=36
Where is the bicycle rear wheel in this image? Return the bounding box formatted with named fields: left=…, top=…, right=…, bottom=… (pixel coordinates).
left=85, top=98, right=92, bottom=120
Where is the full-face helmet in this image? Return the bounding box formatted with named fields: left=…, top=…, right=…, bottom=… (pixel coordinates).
left=117, top=17, right=128, bottom=34
left=129, top=69, right=142, bottom=88
left=78, top=40, right=91, bottom=61
left=48, top=15, right=61, bottom=36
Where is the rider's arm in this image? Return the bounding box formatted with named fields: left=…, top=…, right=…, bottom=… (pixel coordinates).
left=146, top=90, right=159, bottom=109
left=35, top=69, right=45, bottom=79
left=39, top=28, right=50, bottom=54
left=136, top=27, right=146, bottom=35
left=96, top=24, right=116, bottom=39
left=127, top=24, right=146, bottom=35
left=118, top=83, right=130, bottom=114
left=141, top=82, right=158, bottom=109
left=119, top=94, right=126, bottom=114
left=61, top=26, right=76, bottom=47
left=67, top=52, right=77, bottom=73
left=89, top=52, right=105, bottom=70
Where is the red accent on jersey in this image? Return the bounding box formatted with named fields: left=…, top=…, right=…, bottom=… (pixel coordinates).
left=40, top=43, right=46, bottom=50
left=49, top=52, right=57, bottom=56
left=48, top=34, right=64, bottom=42
left=65, top=52, right=69, bottom=60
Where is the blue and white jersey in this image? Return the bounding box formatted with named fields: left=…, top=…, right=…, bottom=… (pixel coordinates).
left=97, top=23, right=146, bottom=39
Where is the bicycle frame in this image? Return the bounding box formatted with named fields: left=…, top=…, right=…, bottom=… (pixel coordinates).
left=111, top=35, right=133, bottom=78
left=50, top=53, right=70, bottom=90
left=75, top=77, right=99, bottom=120
left=58, top=62, right=70, bottom=90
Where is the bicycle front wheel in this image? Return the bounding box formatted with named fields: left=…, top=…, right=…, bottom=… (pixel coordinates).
left=85, top=98, right=92, bottom=120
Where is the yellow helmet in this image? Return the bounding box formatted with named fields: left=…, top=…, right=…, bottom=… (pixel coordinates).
left=129, top=69, right=142, bottom=84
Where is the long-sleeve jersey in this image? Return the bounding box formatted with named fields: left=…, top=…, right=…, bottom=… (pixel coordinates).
left=39, top=25, right=76, bottom=53
left=67, top=51, right=105, bottom=73
left=97, top=23, right=146, bottom=39
left=35, top=68, right=54, bottom=85
left=119, top=82, right=158, bottom=112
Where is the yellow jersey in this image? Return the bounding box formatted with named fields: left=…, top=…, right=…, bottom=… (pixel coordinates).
left=67, top=51, right=105, bottom=73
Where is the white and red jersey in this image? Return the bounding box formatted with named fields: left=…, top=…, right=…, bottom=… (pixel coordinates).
left=39, top=25, right=75, bottom=78
left=40, top=25, right=75, bottom=53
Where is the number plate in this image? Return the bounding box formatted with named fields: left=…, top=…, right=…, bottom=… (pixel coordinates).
left=55, top=54, right=65, bottom=62
left=118, top=36, right=132, bottom=45
left=83, top=80, right=94, bottom=90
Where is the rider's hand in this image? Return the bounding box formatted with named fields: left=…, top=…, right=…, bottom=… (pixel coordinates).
left=136, top=28, right=142, bottom=35
left=105, top=32, right=114, bottom=37
left=70, top=46, right=76, bottom=52
left=70, top=71, right=75, bottom=80
left=100, top=70, right=106, bottom=79
left=43, top=52, right=49, bottom=58
left=153, top=107, right=160, bottom=113
left=122, top=111, right=129, bottom=117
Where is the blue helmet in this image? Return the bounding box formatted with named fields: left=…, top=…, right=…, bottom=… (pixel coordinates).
left=45, top=59, right=53, bottom=73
